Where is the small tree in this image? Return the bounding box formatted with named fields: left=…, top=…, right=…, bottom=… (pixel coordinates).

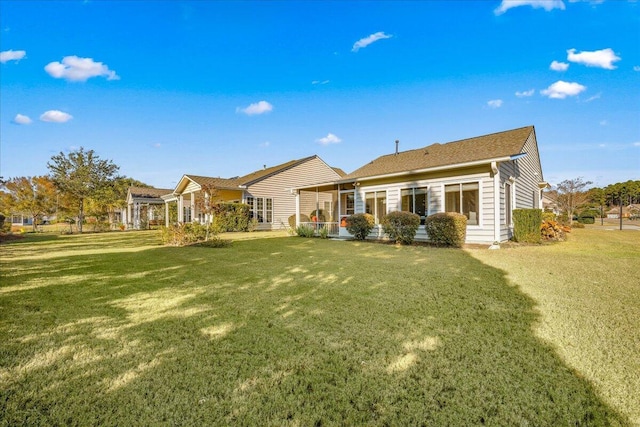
left=554, top=177, right=592, bottom=226
left=48, top=148, right=119, bottom=233
left=195, top=184, right=219, bottom=241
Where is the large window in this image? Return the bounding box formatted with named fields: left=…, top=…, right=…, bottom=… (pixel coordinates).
left=445, top=182, right=479, bottom=225
left=401, top=187, right=428, bottom=224
left=365, top=191, right=386, bottom=224
left=246, top=196, right=273, bottom=223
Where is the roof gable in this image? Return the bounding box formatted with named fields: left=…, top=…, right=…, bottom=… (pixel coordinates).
left=128, top=186, right=173, bottom=199
left=238, top=155, right=318, bottom=186
left=345, top=126, right=535, bottom=180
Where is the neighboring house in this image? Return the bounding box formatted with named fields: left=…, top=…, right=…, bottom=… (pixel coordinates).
left=606, top=204, right=639, bottom=219
left=163, top=155, right=344, bottom=231
left=542, top=193, right=560, bottom=215
left=125, top=186, right=173, bottom=229
left=295, top=126, right=548, bottom=244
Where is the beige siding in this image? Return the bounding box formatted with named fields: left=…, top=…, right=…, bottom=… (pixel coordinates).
left=246, top=156, right=342, bottom=230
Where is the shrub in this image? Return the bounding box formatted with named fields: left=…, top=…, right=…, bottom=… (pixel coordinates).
left=381, top=211, right=420, bottom=244
left=577, top=215, right=595, bottom=224
left=318, top=225, right=330, bottom=239
left=513, top=209, right=542, bottom=244
left=212, top=203, right=252, bottom=232
left=425, top=212, right=467, bottom=247
left=296, top=224, right=316, bottom=238
left=288, top=214, right=296, bottom=229
left=542, top=212, right=556, bottom=222
left=345, top=213, right=375, bottom=240
left=540, top=219, right=568, bottom=241
left=161, top=222, right=209, bottom=246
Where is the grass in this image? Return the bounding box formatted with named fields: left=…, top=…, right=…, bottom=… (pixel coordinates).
left=469, top=226, right=640, bottom=426
left=0, top=229, right=635, bottom=426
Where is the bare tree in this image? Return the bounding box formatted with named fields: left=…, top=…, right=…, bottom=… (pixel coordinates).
left=555, top=177, right=592, bottom=225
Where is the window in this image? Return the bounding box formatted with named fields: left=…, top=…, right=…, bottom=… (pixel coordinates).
left=183, top=206, right=192, bottom=223
left=265, top=198, right=273, bottom=223
left=445, top=182, right=479, bottom=225
left=505, top=183, right=512, bottom=226
left=246, top=196, right=273, bottom=223
left=365, top=191, right=386, bottom=224
left=401, top=187, right=428, bottom=224
left=340, top=192, right=355, bottom=216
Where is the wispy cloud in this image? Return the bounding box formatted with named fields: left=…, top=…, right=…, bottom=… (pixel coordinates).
left=550, top=60, right=569, bottom=71
left=487, top=99, right=503, bottom=108
left=541, top=81, right=586, bottom=99
left=260, top=141, right=270, bottom=148
left=352, top=32, right=392, bottom=52
left=45, top=56, right=120, bottom=82
left=584, top=93, right=601, bottom=102
left=633, top=142, right=640, bottom=147
left=312, top=80, right=330, bottom=85
left=567, top=48, right=620, bottom=70
left=40, top=110, right=73, bottom=123
left=0, top=49, right=26, bottom=63
left=515, top=89, right=535, bottom=97
left=494, top=0, right=565, bottom=15
left=12, top=114, right=32, bottom=125
left=236, top=101, right=273, bottom=116
left=316, top=133, right=342, bottom=145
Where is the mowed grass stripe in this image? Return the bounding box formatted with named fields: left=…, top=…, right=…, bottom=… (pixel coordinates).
left=0, top=231, right=629, bottom=426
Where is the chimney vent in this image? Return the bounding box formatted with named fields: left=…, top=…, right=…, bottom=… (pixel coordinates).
left=395, top=140, right=399, bottom=155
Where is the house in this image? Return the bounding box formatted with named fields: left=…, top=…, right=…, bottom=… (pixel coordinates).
left=162, top=155, right=344, bottom=230
left=606, top=204, right=640, bottom=219
left=295, top=126, right=548, bottom=244
left=124, top=186, right=173, bottom=229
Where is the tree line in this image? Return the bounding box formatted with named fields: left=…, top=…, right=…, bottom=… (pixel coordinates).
left=547, top=178, right=640, bottom=224
left=0, top=147, right=149, bottom=233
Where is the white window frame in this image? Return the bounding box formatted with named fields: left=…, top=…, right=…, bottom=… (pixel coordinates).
left=442, top=180, right=482, bottom=227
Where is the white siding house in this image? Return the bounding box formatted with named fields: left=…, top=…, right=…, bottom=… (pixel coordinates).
left=295, top=126, right=547, bottom=245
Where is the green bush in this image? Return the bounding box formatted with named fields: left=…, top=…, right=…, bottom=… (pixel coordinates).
left=542, top=212, right=556, bottom=222
left=345, top=213, right=375, bottom=240
left=577, top=215, right=595, bottom=224
left=318, top=225, right=330, bottom=239
left=513, top=209, right=542, bottom=243
left=161, top=222, right=209, bottom=246
left=381, top=211, right=420, bottom=244
left=212, top=203, right=251, bottom=232
left=296, top=224, right=316, bottom=238
left=425, top=212, right=467, bottom=247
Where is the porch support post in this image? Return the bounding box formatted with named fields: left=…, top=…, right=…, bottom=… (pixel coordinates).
left=190, top=193, right=195, bottom=223
left=165, top=201, right=170, bottom=227
left=178, top=195, right=184, bottom=224
left=127, top=202, right=132, bottom=229
left=295, top=190, right=300, bottom=227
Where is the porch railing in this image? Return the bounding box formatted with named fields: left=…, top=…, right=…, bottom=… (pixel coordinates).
left=299, top=221, right=340, bottom=236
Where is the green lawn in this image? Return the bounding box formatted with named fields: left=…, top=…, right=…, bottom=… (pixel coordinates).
left=0, top=230, right=635, bottom=426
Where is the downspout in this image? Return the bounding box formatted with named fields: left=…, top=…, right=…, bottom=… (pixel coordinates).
left=295, top=190, right=300, bottom=228
left=491, top=161, right=501, bottom=248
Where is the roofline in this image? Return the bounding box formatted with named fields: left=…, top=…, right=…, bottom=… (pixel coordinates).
left=239, top=155, right=318, bottom=186
left=293, top=154, right=524, bottom=191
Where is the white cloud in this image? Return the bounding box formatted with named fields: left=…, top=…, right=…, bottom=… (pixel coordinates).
left=312, top=80, right=330, bottom=85
left=566, top=48, right=620, bottom=70
left=633, top=66, right=640, bottom=72
left=541, top=81, right=586, bottom=99
left=0, top=49, right=26, bottom=63
left=585, top=93, right=601, bottom=102
left=12, top=114, right=32, bottom=125
left=487, top=99, right=503, bottom=108
left=633, top=142, right=640, bottom=147
left=44, top=56, right=120, bottom=81
left=494, top=0, right=565, bottom=15
left=515, top=89, right=535, bottom=97
left=352, top=32, right=392, bottom=52
left=316, top=133, right=342, bottom=145
left=599, top=120, right=608, bottom=126
left=236, top=100, right=273, bottom=116
left=40, top=110, right=73, bottom=123
left=260, top=141, right=270, bottom=147
left=550, top=60, right=569, bottom=71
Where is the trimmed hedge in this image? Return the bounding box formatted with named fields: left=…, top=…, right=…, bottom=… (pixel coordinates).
left=513, top=209, right=542, bottom=243
left=345, top=213, right=375, bottom=240
left=381, top=211, right=420, bottom=244
left=425, top=212, right=467, bottom=247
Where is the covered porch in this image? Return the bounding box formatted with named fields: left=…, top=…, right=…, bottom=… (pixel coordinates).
left=295, top=182, right=356, bottom=237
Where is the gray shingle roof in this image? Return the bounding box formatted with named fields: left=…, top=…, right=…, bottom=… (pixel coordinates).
left=344, top=126, right=534, bottom=180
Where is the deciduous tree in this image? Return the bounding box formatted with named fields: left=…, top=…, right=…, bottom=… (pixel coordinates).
left=47, top=147, right=119, bottom=233
left=0, top=176, right=57, bottom=231
left=554, top=177, right=592, bottom=225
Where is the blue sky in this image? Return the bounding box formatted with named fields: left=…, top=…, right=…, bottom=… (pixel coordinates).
left=1, top=0, right=638, bottom=189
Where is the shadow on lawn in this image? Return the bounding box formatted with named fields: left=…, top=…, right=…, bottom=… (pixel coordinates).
left=0, top=236, right=630, bottom=426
